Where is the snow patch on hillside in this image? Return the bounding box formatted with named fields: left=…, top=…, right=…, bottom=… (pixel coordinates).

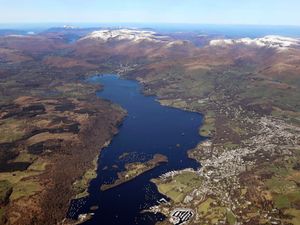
left=210, top=35, right=300, bottom=50
left=79, top=29, right=169, bottom=43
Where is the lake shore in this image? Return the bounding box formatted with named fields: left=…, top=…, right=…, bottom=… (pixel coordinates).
left=100, top=154, right=168, bottom=191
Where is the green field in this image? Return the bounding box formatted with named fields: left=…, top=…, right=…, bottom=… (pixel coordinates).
left=73, top=158, right=98, bottom=198
left=200, top=115, right=215, bottom=137
left=152, top=171, right=202, bottom=203
left=0, top=180, right=12, bottom=204
left=0, top=118, right=27, bottom=143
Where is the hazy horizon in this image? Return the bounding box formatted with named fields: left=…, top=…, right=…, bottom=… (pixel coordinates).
left=1, top=22, right=300, bottom=38
left=1, top=0, right=300, bottom=26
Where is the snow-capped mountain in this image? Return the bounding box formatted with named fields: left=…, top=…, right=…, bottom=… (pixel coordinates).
left=63, top=25, right=78, bottom=29
left=209, top=35, right=300, bottom=50
left=79, top=29, right=169, bottom=43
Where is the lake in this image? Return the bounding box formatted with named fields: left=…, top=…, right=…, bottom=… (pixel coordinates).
left=68, top=74, right=205, bottom=225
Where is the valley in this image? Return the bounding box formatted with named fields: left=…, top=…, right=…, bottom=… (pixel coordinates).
left=0, top=27, right=299, bottom=225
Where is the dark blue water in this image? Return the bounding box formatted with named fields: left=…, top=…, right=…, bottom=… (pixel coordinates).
left=69, top=74, right=204, bottom=225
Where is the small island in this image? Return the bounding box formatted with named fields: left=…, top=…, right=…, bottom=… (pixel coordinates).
left=100, top=154, right=168, bottom=191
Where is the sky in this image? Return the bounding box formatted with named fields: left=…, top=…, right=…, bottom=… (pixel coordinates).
left=0, top=0, right=300, bottom=26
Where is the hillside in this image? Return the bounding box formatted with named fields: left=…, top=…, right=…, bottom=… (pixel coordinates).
left=0, top=28, right=299, bottom=225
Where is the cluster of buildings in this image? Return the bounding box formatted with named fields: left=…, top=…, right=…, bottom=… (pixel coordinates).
left=151, top=105, right=300, bottom=224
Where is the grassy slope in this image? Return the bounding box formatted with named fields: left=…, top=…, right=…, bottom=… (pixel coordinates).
left=0, top=37, right=126, bottom=224
left=130, top=46, right=300, bottom=224
left=1, top=31, right=300, bottom=225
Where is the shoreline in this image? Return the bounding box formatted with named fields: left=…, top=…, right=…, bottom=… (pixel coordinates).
left=1, top=26, right=299, bottom=225
left=70, top=74, right=204, bottom=225
left=122, top=69, right=300, bottom=224
left=100, top=154, right=168, bottom=191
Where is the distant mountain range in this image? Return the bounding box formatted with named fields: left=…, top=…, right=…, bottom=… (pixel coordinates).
left=0, top=27, right=299, bottom=225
